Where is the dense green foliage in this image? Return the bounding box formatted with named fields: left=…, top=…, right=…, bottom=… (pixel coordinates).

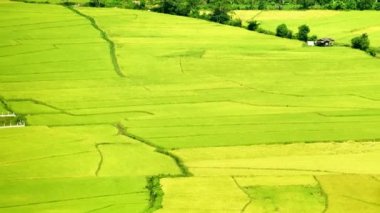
left=146, top=0, right=379, bottom=11
left=351, top=33, right=376, bottom=56
left=151, top=0, right=200, bottom=16
left=209, top=6, right=231, bottom=23
left=351, top=33, right=370, bottom=50
left=376, top=2, right=380, bottom=10
left=297, top=24, right=310, bottom=41
left=11, top=0, right=380, bottom=11
left=367, top=47, right=377, bottom=56
left=227, top=18, right=242, bottom=26
left=356, top=0, right=377, bottom=10
left=247, top=20, right=260, bottom=31
left=146, top=176, right=164, bottom=212
left=276, top=23, right=292, bottom=38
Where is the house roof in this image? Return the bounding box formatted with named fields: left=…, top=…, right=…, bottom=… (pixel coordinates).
left=317, top=38, right=335, bottom=42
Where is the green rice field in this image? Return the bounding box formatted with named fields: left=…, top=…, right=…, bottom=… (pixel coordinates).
left=0, top=0, right=380, bottom=212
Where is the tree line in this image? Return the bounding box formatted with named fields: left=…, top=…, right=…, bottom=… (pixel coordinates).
left=89, top=0, right=380, bottom=11
left=88, top=0, right=377, bottom=57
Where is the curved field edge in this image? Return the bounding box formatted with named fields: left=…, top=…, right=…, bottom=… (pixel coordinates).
left=0, top=1, right=182, bottom=212
left=1, top=1, right=380, bottom=212
left=66, top=6, right=125, bottom=78
left=157, top=141, right=380, bottom=212
left=79, top=7, right=380, bottom=150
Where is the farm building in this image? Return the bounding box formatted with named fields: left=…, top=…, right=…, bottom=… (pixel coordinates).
left=307, top=41, right=315, bottom=46
left=315, top=38, right=335, bottom=46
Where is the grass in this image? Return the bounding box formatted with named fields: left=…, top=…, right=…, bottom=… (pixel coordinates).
left=79, top=7, right=380, bottom=149
left=244, top=185, right=325, bottom=212
left=164, top=142, right=380, bottom=212
left=235, top=176, right=325, bottom=212
left=316, top=174, right=380, bottom=212
left=234, top=175, right=318, bottom=187
left=95, top=143, right=180, bottom=177
left=158, top=177, right=249, bottom=212
left=1, top=0, right=380, bottom=211
left=0, top=104, right=8, bottom=113
left=0, top=124, right=180, bottom=211
left=173, top=142, right=380, bottom=176
left=0, top=125, right=180, bottom=178
left=234, top=10, right=380, bottom=47
left=0, top=177, right=148, bottom=212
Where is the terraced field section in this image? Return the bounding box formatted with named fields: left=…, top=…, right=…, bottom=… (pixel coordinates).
left=235, top=10, right=380, bottom=48
left=1, top=0, right=380, bottom=212
left=0, top=1, right=180, bottom=212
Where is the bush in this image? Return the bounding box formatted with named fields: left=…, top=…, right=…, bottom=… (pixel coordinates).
left=247, top=20, right=260, bottom=31
left=309, top=34, right=318, bottom=41
left=227, top=19, right=242, bottom=27
left=297, top=24, right=310, bottom=41
left=209, top=7, right=230, bottom=24
left=367, top=47, right=377, bottom=57
left=351, top=33, right=370, bottom=51
left=152, top=0, right=196, bottom=16
left=88, top=0, right=105, bottom=7
left=276, top=24, right=292, bottom=38
left=256, top=27, right=275, bottom=35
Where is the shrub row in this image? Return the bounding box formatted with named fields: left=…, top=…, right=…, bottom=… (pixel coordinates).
left=247, top=21, right=377, bottom=57
left=87, top=0, right=380, bottom=11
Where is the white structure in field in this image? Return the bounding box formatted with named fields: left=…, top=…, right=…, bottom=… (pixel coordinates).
left=0, top=112, right=25, bottom=129
left=307, top=41, right=315, bottom=46
left=0, top=112, right=16, bottom=117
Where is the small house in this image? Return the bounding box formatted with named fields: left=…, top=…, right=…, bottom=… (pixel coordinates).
left=315, top=38, right=335, bottom=47
left=307, top=41, right=315, bottom=46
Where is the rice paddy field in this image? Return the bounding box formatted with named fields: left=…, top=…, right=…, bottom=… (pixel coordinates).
left=234, top=10, right=380, bottom=47
left=0, top=0, right=380, bottom=212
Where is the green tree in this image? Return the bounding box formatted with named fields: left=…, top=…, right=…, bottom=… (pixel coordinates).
left=345, top=0, right=357, bottom=9
left=210, top=7, right=230, bottom=23
left=258, top=0, right=267, bottom=9
left=276, top=24, right=292, bottom=38
left=297, top=24, right=310, bottom=41
left=297, top=0, right=315, bottom=9
left=374, top=1, right=380, bottom=10
left=375, top=2, right=380, bottom=10
left=276, top=0, right=285, bottom=10
left=154, top=0, right=202, bottom=16
left=89, top=0, right=103, bottom=7
left=351, top=33, right=370, bottom=50
left=357, top=0, right=376, bottom=10
left=309, top=34, right=318, bottom=41
left=247, top=20, right=260, bottom=31
left=209, top=0, right=231, bottom=23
